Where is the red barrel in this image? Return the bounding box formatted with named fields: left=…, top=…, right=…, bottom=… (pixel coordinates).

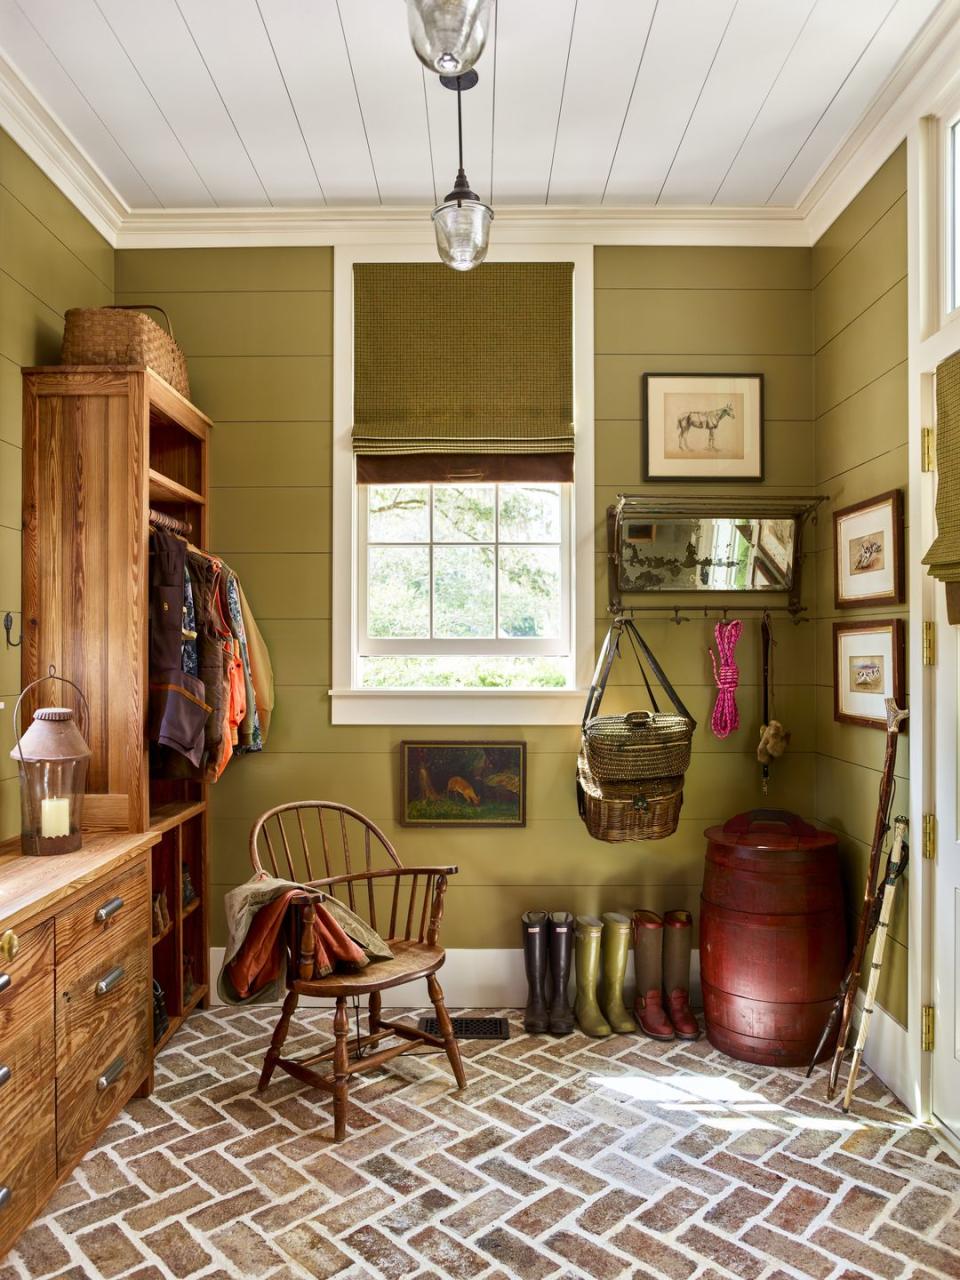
left=700, top=809, right=846, bottom=1067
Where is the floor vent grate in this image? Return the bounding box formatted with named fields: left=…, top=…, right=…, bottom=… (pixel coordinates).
left=418, top=1015, right=510, bottom=1040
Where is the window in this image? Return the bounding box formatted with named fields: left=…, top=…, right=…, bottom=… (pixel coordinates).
left=951, top=117, right=960, bottom=312
left=358, top=482, right=572, bottom=689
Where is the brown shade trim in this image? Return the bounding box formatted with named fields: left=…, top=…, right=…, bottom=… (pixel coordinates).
left=356, top=452, right=574, bottom=484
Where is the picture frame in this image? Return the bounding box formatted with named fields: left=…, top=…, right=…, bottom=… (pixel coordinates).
left=643, top=373, right=764, bottom=482
left=400, top=740, right=527, bottom=828
left=833, top=489, right=905, bottom=609
left=833, top=619, right=905, bottom=730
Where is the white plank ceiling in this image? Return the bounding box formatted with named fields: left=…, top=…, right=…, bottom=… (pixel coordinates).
left=0, top=0, right=945, bottom=210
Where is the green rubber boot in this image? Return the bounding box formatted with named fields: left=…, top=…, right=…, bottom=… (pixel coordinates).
left=599, top=913, right=636, bottom=1033
left=574, top=916, right=612, bottom=1038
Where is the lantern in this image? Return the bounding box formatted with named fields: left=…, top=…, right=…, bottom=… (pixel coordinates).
left=10, top=668, right=91, bottom=855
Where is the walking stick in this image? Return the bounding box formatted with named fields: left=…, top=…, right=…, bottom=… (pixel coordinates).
left=841, top=815, right=909, bottom=1113
left=823, top=698, right=908, bottom=1099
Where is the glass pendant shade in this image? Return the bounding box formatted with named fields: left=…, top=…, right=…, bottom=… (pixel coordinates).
left=433, top=170, right=493, bottom=271
left=407, top=0, right=492, bottom=75
left=11, top=705, right=90, bottom=855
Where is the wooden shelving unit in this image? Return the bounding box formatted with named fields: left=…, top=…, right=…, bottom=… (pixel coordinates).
left=22, top=365, right=213, bottom=1072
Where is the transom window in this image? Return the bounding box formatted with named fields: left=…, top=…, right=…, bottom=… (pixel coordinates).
left=358, top=482, right=572, bottom=689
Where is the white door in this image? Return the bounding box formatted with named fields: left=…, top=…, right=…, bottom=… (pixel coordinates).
left=931, top=420, right=960, bottom=1144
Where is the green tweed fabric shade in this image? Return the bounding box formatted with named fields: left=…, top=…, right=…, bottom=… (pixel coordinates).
left=923, top=350, right=960, bottom=583
left=351, top=262, right=574, bottom=463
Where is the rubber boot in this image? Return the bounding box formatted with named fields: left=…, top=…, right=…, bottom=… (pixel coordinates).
left=547, top=912, right=575, bottom=1035
left=521, top=911, right=549, bottom=1033
left=663, top=909, right=700, bottom=1041
left=632, top=910, right=675, bottom=1041
left=598, top=913, right=636, bottom=1033
left=574, top=916, right=612, bottom=1037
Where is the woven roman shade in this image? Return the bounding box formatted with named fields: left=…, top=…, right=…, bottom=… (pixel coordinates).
left=923, top=350, right=960, bottom=619
left=352, top=262, right=574, bottom=482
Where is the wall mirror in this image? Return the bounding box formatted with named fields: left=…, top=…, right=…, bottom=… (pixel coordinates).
left=608, top=496, right=822, bottom=609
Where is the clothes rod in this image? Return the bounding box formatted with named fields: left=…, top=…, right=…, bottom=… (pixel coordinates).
left=612, top=603, right=809, bottom=625
left=149, top=507, right=193, bottom=536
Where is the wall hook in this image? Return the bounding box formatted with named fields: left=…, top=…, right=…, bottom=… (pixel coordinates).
left=3, top=613, right=21, bottom=649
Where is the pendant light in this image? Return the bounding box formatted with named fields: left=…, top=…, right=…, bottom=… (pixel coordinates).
left=407, top=0, right=492, bottom=76
left=432, top=71, right=493, bottom=272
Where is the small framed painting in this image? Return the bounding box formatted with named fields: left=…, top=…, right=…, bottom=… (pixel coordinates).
left=643, top=373, right=763, bottom=481
left=400, top=740, right=526, bottom=827
left=833, top=620, right=905, bottom=729
left=833, top=490, right=904, bottom=609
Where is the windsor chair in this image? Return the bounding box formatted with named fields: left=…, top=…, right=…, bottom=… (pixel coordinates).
left=249, top=801, right=466, bottom=1141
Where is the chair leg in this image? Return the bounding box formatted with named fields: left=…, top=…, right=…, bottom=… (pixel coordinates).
left=259, top=988, right=299, bottom=1092
left=333, top=996, right=350, bottom=1142
left=369, top=990, right=382, bottom=1035
left=427, top=973, right=467, bottom=1090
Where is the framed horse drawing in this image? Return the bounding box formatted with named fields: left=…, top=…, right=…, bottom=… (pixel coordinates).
left=643, top=373, right=764, bottom=481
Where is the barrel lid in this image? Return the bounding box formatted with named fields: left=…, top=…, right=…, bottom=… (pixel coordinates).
left=705, top=809, right=836, bottom=852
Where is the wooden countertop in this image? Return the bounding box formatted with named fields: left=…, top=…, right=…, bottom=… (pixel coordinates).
left=0, top=830, right=161, bottom=932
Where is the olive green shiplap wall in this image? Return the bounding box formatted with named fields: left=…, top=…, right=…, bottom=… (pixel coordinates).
left=118, top=243, right=817, bottom=948
left=0, top=128, right=114, bottom=842
left=813, top=144, right=909, bottom=1025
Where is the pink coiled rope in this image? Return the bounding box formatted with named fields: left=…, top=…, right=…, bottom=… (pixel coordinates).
left=710, top=619, right=743, bottom=739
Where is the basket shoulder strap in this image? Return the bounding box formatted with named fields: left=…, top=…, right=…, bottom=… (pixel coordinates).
left=582, top=623, right=621, bottom=728
left=107, top=304, right=175, bottom=338
left=624, top=619, right=696, bottom=725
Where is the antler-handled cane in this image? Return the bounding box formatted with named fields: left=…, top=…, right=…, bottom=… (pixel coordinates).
left=823, top=698, right=908, bottom=1100
left=841, top=814, right=909, bottom=1113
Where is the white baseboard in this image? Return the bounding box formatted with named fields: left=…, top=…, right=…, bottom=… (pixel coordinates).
left=208, top=946, right=703, bottom=1010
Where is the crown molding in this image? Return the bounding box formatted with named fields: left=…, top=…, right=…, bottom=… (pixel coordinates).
left=1, top=2, right=959, bottom=251
left=800, top=0, right=960, bottom=243
left=0, top=51, right=126, bottom=243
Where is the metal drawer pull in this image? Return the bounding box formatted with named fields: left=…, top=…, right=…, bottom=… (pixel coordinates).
left=0, top=1186, right=9, bottom=1211
left=97, top=1057, right=125, bottom=1092
left=95, top=966, right=125, bottom=997
left=0, top=1065, right=10, bottom=1089
left=0, top=975, right=9, bottom=996
left=95, top=897, right=124, bottom=924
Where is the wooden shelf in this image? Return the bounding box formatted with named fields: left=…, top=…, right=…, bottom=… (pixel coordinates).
left=182, top=896, right=201, bottom=920
left=183, top=983, right=208, bottom=1015
left=148, top=468, right=205, bottom=507
left=149, top=800, right=206, bottom=834
left=152, top=920, right=174, bottom=946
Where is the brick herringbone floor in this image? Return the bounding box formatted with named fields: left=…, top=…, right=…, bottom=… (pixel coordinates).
left=3, top=1006, right=958, bottom=1280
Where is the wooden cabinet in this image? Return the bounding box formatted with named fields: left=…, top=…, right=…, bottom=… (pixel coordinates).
left=0, top=831, right=158, bottom=1259
left=21, top=366, right=213, bottom=1050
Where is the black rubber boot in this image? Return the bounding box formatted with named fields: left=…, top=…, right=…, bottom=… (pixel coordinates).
left=522, top=911, right=550, bottom=1033
left=547, top=912, right=575, bottom=1035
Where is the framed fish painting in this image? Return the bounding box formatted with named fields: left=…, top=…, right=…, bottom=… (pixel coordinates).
left=400, top=741, right=527, bottom=827
left=833, top=620, right=905, bottom=729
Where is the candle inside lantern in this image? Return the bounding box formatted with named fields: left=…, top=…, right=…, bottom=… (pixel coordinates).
left=40, top=796, right=71, bottom=838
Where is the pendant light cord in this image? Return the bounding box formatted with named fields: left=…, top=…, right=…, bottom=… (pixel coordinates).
left=456, top=80, right=464, bottom=205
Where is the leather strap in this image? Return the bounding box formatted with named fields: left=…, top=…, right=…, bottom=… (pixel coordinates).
left=581, top=618, right=695, bottom=728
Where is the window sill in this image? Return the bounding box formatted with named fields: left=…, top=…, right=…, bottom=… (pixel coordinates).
left=329, top=688, right=586, bottom=726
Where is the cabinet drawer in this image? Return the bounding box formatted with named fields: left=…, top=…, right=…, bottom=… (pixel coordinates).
left=56, top=933, right=149, bottom=1076
left=55, top=861, right=149, bottom=962
left=0, top=972, right=54, bottom=1134
left=57, top=1029, right=147, bottom=1172
left=0, top=919, right=54, bottom=1001
left=0, top=1082, right=56, bottom=1260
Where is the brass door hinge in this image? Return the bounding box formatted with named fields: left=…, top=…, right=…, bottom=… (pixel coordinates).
left=923, top=812, right=937, bottom=860
left=923, top=620, right=937, bottom=666
left=922, top=426, right=936, bottom=472
left=921, top=1005, right=935, bottom=1052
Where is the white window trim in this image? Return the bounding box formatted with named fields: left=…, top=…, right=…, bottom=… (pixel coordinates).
left=331, top=242, right=594, bottom=726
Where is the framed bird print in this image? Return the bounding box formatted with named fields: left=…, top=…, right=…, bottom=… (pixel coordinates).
left=643, top=373, right=764, bottom=481
left=833, top=490, right=905, bottom=609
left=833, top=619, right=905, bottom=729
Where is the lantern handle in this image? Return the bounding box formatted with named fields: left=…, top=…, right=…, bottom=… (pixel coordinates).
left=12, top=667, right=90, bottom=855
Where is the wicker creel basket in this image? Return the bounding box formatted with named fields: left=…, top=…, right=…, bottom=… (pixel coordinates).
left=583, top=709, right=693, bottom=783
left=576, top=751, right=684, bottom=843
left=61, top=306, right=190, bottom=399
